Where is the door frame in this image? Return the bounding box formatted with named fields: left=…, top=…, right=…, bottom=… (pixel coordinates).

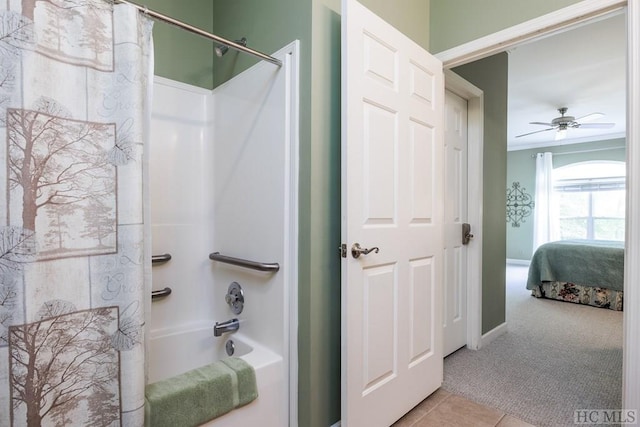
left=444, top=70, right=484, bottom=351
left=435, top=0, right=640, bottom=409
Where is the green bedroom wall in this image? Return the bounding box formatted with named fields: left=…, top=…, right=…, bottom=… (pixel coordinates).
left=507, top=139, right=627, bottom=261
left=429, top=0, right=582, bottom=53
left=453, top=53, right=509, bottom=335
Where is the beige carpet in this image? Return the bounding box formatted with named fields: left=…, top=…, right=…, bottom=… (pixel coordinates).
left=442, top=265, right=623, bottom=427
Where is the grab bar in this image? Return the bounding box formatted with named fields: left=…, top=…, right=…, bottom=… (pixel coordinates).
left=209, top=252, right=280, bottom=272
left=151, top=287, right=172, bottom=300
left=152, top=253, right=172, bottom=264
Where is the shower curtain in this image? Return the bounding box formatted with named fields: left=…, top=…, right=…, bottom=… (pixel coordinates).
left=0, top=1, right=152, bottom=425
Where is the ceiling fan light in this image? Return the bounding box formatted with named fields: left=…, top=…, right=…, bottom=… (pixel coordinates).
left=555, top=129, right=567, bottom=140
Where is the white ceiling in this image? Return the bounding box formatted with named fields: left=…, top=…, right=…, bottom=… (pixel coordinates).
left=507, top=12, right=626, bottom=151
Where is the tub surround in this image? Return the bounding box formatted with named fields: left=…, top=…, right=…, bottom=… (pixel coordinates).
left=148, top=42, right=298, bottom=427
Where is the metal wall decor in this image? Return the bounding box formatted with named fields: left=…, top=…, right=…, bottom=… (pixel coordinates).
left=506, top=181, right=535, bottom=227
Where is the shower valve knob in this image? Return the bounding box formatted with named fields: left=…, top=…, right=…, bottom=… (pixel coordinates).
left=226, top=282, right=244, bottom=315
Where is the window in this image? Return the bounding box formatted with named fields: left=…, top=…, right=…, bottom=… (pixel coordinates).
left=554, top=161, right=625, bottom=241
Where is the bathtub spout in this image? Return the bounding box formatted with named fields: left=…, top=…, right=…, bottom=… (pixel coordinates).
left=214, top=318, right=239, bottom=337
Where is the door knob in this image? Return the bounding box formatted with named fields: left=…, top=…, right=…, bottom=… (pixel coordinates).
left=351, top=243, right=379, bottom=259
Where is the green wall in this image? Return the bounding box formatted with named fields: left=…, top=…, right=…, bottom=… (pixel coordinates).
left=429, top=0, right=582, bottom=53
left=211, top=2, right=311, bottom=89
left=304, top=0, right=341, bottom=424
left=359, top=0, right=429, bottom=46
left=144, top=0, right=215, bottom=89
left=453, top=53, right=508, bottom=335
left=507, top=139, right=626, bottom=261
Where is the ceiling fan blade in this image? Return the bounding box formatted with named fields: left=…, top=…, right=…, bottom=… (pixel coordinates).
left=576, top=112, right=605, bottom=123
left=577, top=122, right=615, bottom=129
left=515, top=127, right=555, bottom=138
left=529, top=121, right=554, bottom=126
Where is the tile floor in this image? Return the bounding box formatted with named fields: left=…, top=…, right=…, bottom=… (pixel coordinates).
left=392, top=388, right=536, bottom=427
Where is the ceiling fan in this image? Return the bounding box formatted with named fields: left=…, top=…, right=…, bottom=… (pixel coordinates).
left=515, top=107, right=615, bottom=140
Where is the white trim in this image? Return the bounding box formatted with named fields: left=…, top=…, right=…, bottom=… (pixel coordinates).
left=283, top=41, right=301, bottom=427
left=435, top=0, right=626, bottom=69
left=437, top=0, right=640, bottom=413
left=506, top=258, right=531, bottom=267
left=480, top=322, right=508, bottom=348
left=444, top=70, right=484, bottom=352
left=624, top=0, right=640, bottom=412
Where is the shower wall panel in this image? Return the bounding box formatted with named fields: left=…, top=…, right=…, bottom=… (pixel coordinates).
left=149, top=79, right=216, bottom=331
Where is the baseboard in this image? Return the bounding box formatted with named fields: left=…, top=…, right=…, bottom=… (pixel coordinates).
left=480, top=322, right=507, bottom=348
left=330, top=422, right=341, bottom=427
left=506, top=258, right=530, bottom=266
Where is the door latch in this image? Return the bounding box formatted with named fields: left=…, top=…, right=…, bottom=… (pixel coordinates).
left=462, top=223, right=474, bottom=245
left=339, top=243, right=347, bottom=258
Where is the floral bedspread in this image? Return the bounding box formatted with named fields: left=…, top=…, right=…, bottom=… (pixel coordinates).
left=532, top=281, right=623, bottom=311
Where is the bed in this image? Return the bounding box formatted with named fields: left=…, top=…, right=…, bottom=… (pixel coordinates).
left=526, top=239, right=625, bottom=310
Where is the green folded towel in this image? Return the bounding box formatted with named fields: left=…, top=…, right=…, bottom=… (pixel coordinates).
left=221, top=357, right=259, bottom=407
left=145, top=362, right=235, bottom=427
left=145, top=357, right=258, bottom=427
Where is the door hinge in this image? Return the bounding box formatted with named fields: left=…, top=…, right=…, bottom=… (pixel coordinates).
left=339, top=243, right=347, bottom=258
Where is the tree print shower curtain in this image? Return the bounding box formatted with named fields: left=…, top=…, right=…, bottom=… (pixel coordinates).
left=0, top=1, right=152, bottom=425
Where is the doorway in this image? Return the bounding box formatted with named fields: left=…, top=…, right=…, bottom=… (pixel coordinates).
left=443, top=71, right=484, bottom=353
left=438, top=1, right=638, bottom=422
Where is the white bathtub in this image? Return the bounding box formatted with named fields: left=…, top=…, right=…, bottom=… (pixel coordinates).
left=147, top=322, right=286, bottom=427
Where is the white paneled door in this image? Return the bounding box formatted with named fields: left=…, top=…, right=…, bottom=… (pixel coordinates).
left=443, top=89, right=469, bottom=356
left=341, top=0, right=444, bottom=425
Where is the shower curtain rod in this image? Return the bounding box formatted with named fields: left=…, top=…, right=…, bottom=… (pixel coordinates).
left=114, top=0, right=282, bottom=67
